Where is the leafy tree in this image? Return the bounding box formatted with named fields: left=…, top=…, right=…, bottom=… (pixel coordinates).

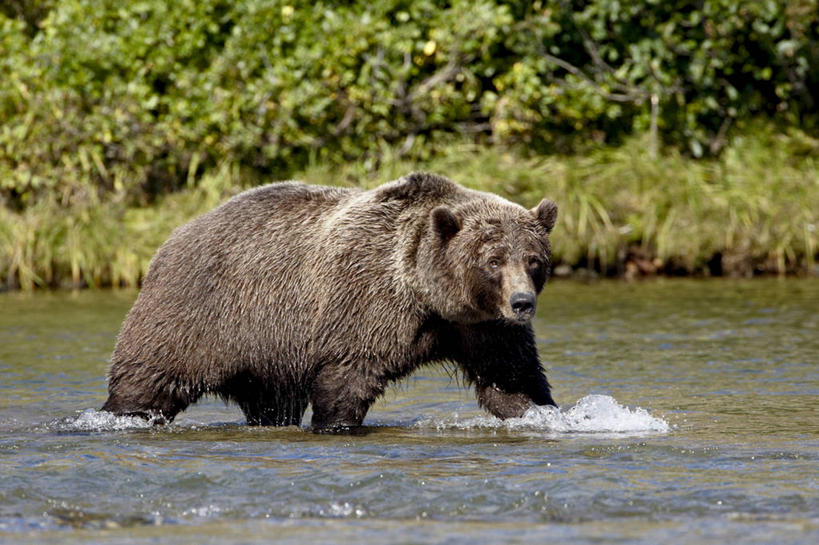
left=0, top=0, right=817, bottom=208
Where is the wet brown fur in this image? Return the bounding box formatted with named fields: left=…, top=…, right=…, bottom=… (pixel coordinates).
left=102, top=173, right=558, bottom=429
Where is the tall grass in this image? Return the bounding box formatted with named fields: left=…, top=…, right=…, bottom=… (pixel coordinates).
left=1, top=129, right=817, bottom=289
left=0, top=165, right=243, bottom=290
left=305, top=127, right=819, bottom=277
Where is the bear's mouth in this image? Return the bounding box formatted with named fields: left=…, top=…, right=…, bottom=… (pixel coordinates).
left=511, top=313, right=535, bottom=323
left=500, top=307, right=536, bottom=324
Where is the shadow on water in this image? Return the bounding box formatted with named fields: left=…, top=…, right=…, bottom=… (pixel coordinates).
left=1, top=279, right=818, bottom=544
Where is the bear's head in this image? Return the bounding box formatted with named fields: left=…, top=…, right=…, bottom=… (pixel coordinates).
left=424, top=197, right=558, bottom=324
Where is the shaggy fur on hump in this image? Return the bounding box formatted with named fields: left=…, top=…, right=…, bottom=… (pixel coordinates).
left=102, top=172, right=558, bottom=429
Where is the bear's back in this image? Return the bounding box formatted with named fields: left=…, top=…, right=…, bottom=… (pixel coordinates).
left=153, top=182, right=354, bottom=271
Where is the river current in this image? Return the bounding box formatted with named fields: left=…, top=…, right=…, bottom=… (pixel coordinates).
left=1, top=279, right=817, bottom=544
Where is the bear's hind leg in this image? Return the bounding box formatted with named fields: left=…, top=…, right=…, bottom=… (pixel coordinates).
left=238, top=400, right=307, bottom=426
left=102, top=359, right=200, bottom=423
left=222, top=371, right=308, bottom=426
left=102, top=382, right=191, bottom=424
left=235, top=394, right=308, bottom=426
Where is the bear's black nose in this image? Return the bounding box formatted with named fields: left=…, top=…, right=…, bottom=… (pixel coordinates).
left=510, top=292, right=536, bottom=318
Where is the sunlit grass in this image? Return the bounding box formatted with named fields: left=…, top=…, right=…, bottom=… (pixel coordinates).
left=1, top=129, right=817, bottom=289
left=0, top=165, right=243, bottom=289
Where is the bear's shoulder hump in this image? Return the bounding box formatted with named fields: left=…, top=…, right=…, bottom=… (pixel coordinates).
left=374, top=172, right=459, bottom=203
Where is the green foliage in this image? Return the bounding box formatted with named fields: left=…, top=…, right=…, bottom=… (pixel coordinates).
left=0, top=1, right=817, bottom=288
left=1, top=0, right=817, bottom=207
left=494, top=0, right=819, bottom=155
left=0, top=0, right=53, bottom=34
left=2, top=129, right=817, bottom=289
left=0, top=164, right=242, bottom=289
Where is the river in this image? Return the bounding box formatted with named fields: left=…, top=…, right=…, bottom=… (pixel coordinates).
left=1, top=279, right=817, bottom=544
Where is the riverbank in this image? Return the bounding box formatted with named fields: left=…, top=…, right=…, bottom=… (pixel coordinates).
left=1, top=129, right=818, bottom=290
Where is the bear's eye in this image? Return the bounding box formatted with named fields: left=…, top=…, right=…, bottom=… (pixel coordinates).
left=487, top=258, right=501, bottom=270
left=527, top=256, right=541, bottom=269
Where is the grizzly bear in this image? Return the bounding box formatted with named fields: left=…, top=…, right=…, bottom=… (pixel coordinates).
left=102, top=172, right=559, bottom=430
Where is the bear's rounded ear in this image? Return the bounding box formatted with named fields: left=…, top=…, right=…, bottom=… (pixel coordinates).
left=531, top=198, right=558, bottom=234
left=431, top=206, right=461, bottom=242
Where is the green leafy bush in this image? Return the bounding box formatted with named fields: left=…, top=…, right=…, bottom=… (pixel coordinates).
left=1, top=0, right=817, bottom=208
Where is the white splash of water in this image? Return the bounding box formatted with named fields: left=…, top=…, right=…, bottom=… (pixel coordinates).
left=418, top=395, right=670, bottom=435
left=61, top=409, right=154, bottom=431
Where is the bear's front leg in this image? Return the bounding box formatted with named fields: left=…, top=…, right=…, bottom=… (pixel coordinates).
left=475, top=376, right=553, bottom=419
left=451, top=321, right=556, bottom=419
left=475, top=385, right=534, bottom=419
left=309, top=363, right=382, bottom=432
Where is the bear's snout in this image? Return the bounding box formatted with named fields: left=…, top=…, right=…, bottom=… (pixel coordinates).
left=509, top=291, right=536, bottom=321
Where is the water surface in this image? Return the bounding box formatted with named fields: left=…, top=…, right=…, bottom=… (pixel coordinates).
left=1, top=279, right=817, bottom=544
